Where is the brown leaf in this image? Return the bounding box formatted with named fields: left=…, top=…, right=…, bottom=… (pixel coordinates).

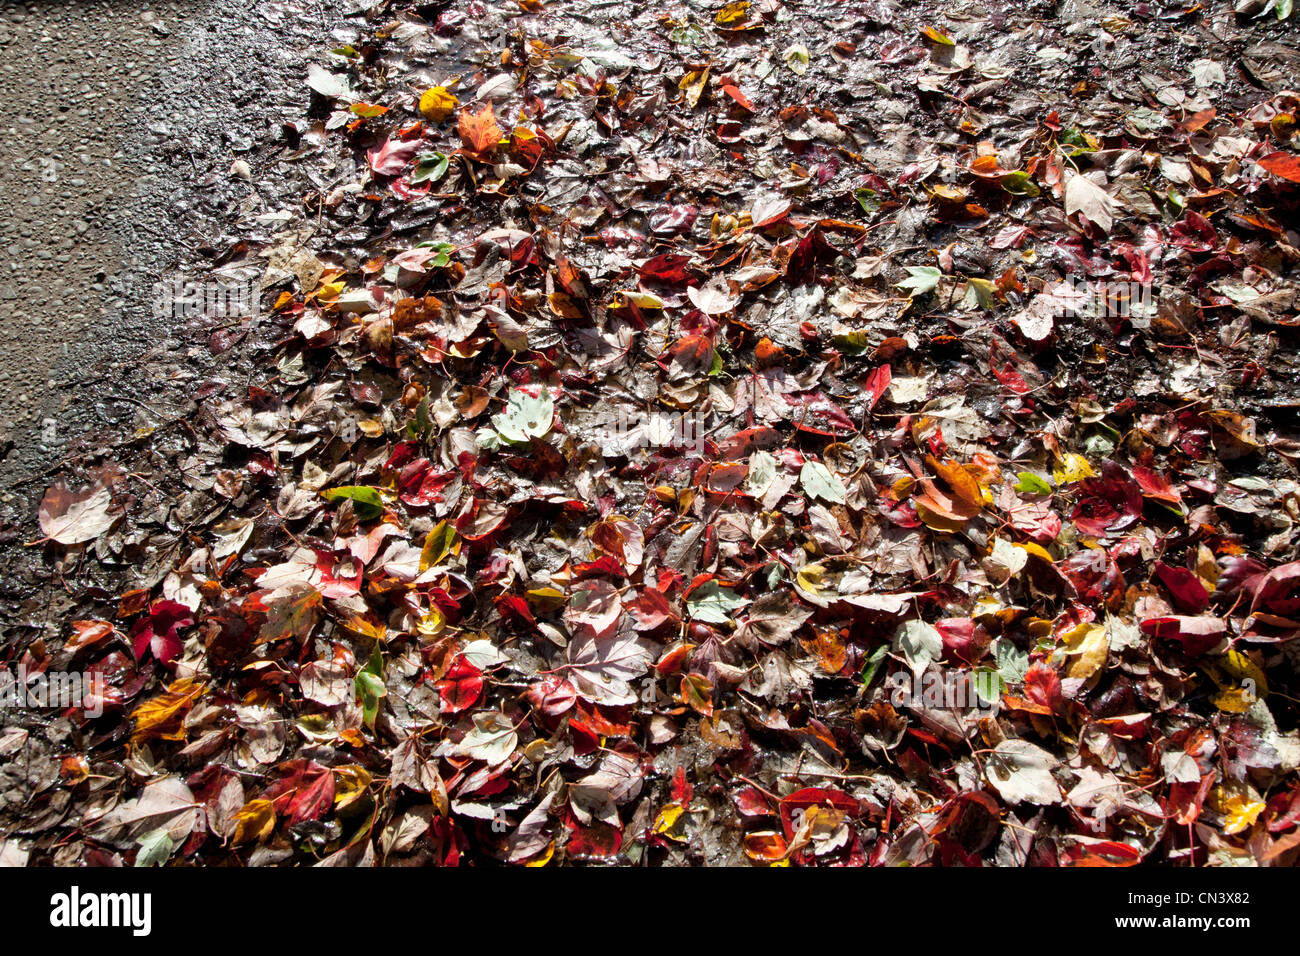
left=37, top=482, right=116, bottom=545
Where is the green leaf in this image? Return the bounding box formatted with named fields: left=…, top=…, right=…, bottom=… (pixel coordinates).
left=860, top=645, right=889, bottom=689
left=135, top=828, right=174, bottom=867
left=355, top=646, right=386, bottom=728
left=999, top=171, right=1040, bottom=196
left=799, top=460, right=847, bottom=504
left=972, top=667, right=1003, bottom=706
left=411, top=152, right=450, bottom=185
left=854, top=188, right=880, bottom=214
left=320, top=485, right=385, bottom=520
left=963, top=277, right=998, bottom=310
left=1278, top=0, right=1293, bottom=19
left=1014, top=472, right=1053, bottom=496
left=687, top=581, right=748, bottom=624
left=996, top=640, right=1029, bottom=685
left=1059, top=128, right=1097, bottom=156
left=1083, top=430, right=1116, bottom=458
left=895, top=265, right=942, bottom=297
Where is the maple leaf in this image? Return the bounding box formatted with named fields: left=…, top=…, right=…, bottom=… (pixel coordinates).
left=458, top=102, right=503, bottom=155
left=130, top=600, right=195, bottom=667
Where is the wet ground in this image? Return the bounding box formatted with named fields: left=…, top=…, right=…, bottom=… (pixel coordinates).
left=0, top=0, right=1298, bottom=868
left=0, top=0, right=356, bottom=628
left=0, top=0, right=352, bottom=484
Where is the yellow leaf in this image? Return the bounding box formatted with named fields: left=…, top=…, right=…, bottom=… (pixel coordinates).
left=131, top=677, right=206, bottom=743
left=1061, top=622, right=1109, bottom=681
left=419, top=520, right=460, bottom=572
left=343, top=614, right=388, bottom=642
left=679, top=68, right=710, bottom=110
left=920, top=25, right=955, bottom=45
left=526, top=586, right=565, bottom=613
left=610, top=290, right=665, bottom=311
left=334, top=765, right=373, bottom=809
left=231, top=798, right=277, bottom=844
left=796, top=563, right=826, bottom=597
left=1195, top=544, right=1220, bottom=591
left=653, top=803, right=688, bottom=841
left=1019, top=541, right=1055, bottom=564
left=930, top=184, right=968, bottom=203
left=1207, top=648, right=1267, bottom=712
left=715, top=1, right=750, bottom=25
left=419, top=86, right=459, bottom=122
left=1052, top=453, right=1096, bottom=484
left=524, top=842, right=554, bottom=866
left=313, top=275, right=347, bottom=304
left=416, top=606, right=446, bottom=637
left=1211, top=686, right=1256, bottom=714
left=1220, top=649, right=1268, bottom=698
left=1214, top=786, right=1265, bottom=836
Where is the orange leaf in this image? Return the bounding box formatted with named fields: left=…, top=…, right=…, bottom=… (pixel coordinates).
left=743, top=830, right=789, bottom=862
left=1258, top=151, right=1300, bottom=184
left=927, top=455, right=984, bottom=511
left=458, top=103, right=503, bottom=155
left=131, top=677, right=206, bottom=743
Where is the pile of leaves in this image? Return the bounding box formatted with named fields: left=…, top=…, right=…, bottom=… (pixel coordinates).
left=13, top=0, right=1300, bottom=866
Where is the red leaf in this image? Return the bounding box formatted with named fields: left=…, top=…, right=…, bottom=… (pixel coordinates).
left=1153, top=562, right=1210, bottom=614
left=437, top=656, right=484, bottom=715
left=1024, top=662, right=1063, bottom=713
left=1132, top=465, right=1182, bottom=507
left=367, top=135, right=420, bottom=176
left=1070, top=461, right=1142, bottom=537
left=1140, top=615, right=1226, bottom=656
left=863, top=364, right=892, bottom=411
left=719, top=83, right=753, bottom=111
left=130, top=600, right=194, bottom=667
left=263, top=761, right=335, bottom=825
left=671, top=766, right=694, bottom=805
left=286, top=768, right=336, bottom=825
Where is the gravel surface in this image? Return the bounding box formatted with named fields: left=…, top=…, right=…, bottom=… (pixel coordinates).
left=0, top=0, right=353, bottom=484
